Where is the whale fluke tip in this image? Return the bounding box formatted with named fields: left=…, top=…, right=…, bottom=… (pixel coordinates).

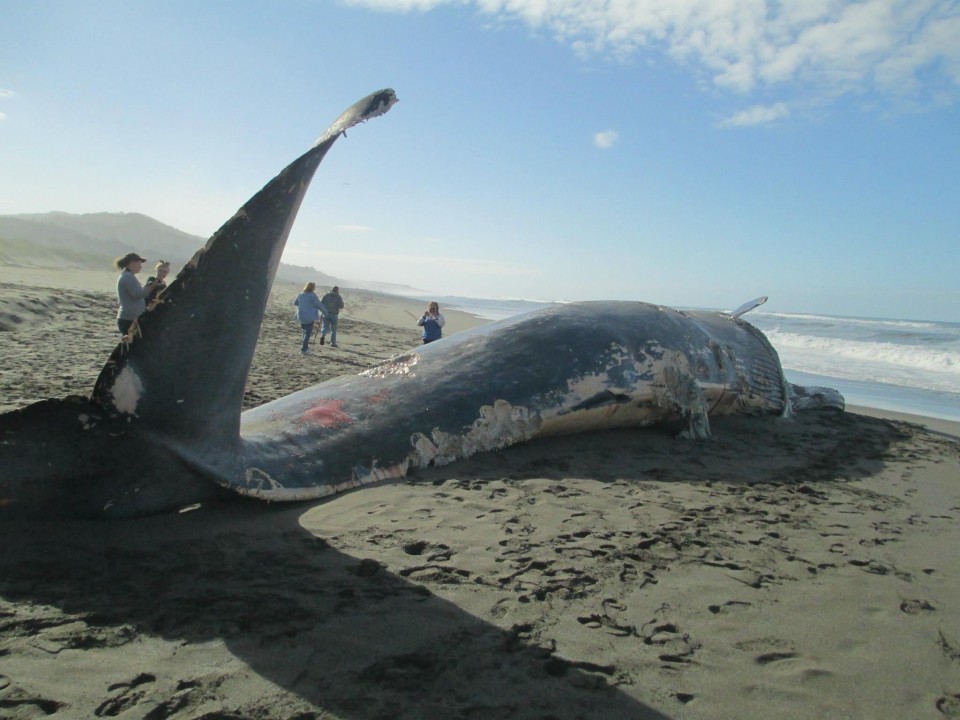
left=727, top=295, right=768, bottom=319
left=313, top=88, right=399, bottom=147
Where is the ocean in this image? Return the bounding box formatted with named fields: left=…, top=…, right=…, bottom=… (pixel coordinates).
left=433, top=296, right=960, bottom=422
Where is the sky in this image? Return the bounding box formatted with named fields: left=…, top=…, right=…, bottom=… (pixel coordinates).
left=1, top=0, right=958, bottom=322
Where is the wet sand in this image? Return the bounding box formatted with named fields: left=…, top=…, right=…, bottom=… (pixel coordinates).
left=1, top=273, right=959, bottom=719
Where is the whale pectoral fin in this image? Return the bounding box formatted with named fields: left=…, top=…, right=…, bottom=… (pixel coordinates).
left=662, top=365, right=712, bottom=440
left=789, top=383, right=846, bottom=412
left=678, top=404, right=711, bottom=440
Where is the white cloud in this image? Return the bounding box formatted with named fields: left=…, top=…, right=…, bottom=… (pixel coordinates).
left=0, top=88, right=13, bottom=119
left=343, top=0, right=452, bottom=9
left=344, top=0, right=960, bottom=105
left=719, top=101, right=790, bottom=127
left=593, top=129, right=618, bottom=148
left=336, top=224, right=372, bottom=232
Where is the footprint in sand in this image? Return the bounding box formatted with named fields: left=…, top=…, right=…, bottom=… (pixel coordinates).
left=0, top=690, right=64, bottom=716
left=707, top=600, right=752, bottom=615
left=640, top=615, right=699, bottom=666
left=576, top=599, right=636, bottom=637
left=403, top=540, right=452, bottom=562
left=755, top=651, right=799, bottom=665
left=577, top=613, right=635, bottom=636
left=937, top=694, right=960, bottom=717
left=399, top=564, right=471, bottom=584
left=900, top=599, right=935, bottom=614
left=94, top=673, right=156, bottom=717
left=848, top=558, right=913, bottom=581
left=938, top=632, right=960, bottom=663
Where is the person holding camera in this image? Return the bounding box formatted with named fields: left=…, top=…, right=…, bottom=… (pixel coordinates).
left=417, top=301, right=445, bottom=344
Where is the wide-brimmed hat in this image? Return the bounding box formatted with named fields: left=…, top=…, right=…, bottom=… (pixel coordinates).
left=116, top=252, right=147, bottom=269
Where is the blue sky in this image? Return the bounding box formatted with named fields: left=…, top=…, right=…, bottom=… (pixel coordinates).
left=1, top=1, right=958, bottom=321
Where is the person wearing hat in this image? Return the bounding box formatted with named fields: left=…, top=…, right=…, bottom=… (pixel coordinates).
left=115, top=252, right=165, bottom=335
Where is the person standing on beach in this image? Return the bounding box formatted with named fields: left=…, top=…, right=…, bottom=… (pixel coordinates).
left=319, top=285, right=345, bottom=347
left=115, top=252, right=164, bottom=335
left=145, top=260, right=171, bottom=307
left=418, top=301, right=445, bottom=344
left=293, top=282, right=324, bottom=354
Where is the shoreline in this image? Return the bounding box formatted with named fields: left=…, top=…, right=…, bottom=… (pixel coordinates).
left=847, top=403, right=960, bottom=440
left=785, top=368, right=959, bottom=425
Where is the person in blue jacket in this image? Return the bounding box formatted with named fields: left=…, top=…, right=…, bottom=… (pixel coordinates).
left=293, top=282, right=324, bottom=354
left=417, top=301, right=446, bottom=344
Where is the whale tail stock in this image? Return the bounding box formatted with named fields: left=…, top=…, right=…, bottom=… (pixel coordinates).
left=0, top=90, right=398, bottom=519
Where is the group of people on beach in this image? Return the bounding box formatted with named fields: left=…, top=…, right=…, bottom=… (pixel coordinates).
left=293, top=283, right=345, bottom=354
left=114, top=252, right=170, bottom=335
left=114, top=251, right=447, bottom=351
left=292, top=284, right=445, bottom=354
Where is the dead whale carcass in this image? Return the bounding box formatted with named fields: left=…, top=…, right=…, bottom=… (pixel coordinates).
left=235, top=299, right=844, bottom=501
left=0, top=88, right=842, bottom=520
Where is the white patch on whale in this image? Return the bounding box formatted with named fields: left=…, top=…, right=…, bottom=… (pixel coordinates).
left=360, top=353, right=420, bottom=379
left=110, top=367, right=144, bottom=415
left=408, top=399, right=542, bottom=469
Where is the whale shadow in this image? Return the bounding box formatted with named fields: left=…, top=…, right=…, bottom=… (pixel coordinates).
left=0, top=500, right=672, bottom=719
left=0, top=411, right=906, bottom=718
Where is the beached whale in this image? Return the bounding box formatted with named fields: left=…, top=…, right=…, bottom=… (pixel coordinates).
left=0, top=89, right=842, bottom=520
left=236, top=299, right=843, bottom=503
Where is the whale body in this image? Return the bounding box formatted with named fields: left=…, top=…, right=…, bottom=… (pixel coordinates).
left=236, top=300, right=843, bottom=502
left=0, top=89, right=842, bottom=520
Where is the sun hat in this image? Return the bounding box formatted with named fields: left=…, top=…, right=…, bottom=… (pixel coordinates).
left=115, top=252, right=147, bottom=269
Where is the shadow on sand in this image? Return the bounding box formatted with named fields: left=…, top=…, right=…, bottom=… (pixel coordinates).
left=0, top=411, right=907, bottom=719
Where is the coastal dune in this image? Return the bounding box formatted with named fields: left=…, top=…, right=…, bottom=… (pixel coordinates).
left=1, top=271, right=959, bottom=719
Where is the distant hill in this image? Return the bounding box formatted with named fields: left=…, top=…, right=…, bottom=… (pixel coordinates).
left=0, top=211, right=426, bottom=295
left=0, top=212, right=200, bottom=267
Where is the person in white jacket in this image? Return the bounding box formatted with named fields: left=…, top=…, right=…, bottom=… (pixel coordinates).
left=417, top=301, right=446, bottom=344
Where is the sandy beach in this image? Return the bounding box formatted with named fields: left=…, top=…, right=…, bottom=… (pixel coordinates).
left=1, top=270, right=959, bottom=720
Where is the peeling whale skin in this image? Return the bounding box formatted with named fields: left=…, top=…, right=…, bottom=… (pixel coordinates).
left=0, top=88, right=842, bottom=521
left=235, top=300, right=843, bottom=502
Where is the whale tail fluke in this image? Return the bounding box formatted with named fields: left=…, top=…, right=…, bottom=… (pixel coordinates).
left=726, top=295, right=768, bottom=319
left=0, top=90, right=397, bottom=520
left=90, top=90, right=399, bottom=453
left=789, top=384, right=846, bottom=412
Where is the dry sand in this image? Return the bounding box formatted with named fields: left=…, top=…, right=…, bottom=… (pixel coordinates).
left=1, top=270, right=959, bottom=720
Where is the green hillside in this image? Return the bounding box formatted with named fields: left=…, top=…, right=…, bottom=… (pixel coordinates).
left=0, top=211, right=339, bottom=286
